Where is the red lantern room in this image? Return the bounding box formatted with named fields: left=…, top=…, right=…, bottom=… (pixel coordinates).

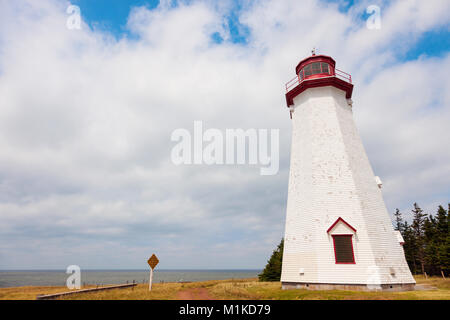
left=285, top=51, right=353, bottom=108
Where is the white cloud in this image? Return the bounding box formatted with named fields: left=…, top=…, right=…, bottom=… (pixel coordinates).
left=0, top=0, right=448, bottom=269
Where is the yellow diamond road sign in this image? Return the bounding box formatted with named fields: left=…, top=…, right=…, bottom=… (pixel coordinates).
left=148, top=254, right=159, bottom=270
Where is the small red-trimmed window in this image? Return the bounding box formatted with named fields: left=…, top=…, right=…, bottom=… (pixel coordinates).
left=332, top=235, right=355, bottom=264
left=299, top=62, right=331, bottom=80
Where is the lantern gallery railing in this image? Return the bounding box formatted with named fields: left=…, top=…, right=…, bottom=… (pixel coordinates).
left=285, top=68, right=352, bottom=93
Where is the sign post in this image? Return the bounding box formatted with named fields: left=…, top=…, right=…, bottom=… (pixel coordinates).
left=147, top=254, right=159, bottom=291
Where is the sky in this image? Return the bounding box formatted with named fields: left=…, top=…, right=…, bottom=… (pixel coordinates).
left=0, top=0, right=449, bottom=270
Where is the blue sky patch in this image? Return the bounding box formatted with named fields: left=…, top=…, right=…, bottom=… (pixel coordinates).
left=70, top=0, right=252, bottom=43
left=402, top=28, right=450, bottom=61
left=324, top=0, right=356, bottom=13
left=226, top=10, right=251, bottom=44
left=70, top=0, right=159, bottom=38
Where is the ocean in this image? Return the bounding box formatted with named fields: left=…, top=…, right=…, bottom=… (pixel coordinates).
left=0, top=270, right=261, bottom=288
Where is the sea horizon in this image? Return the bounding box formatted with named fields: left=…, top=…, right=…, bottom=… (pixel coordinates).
left=0, top=269, right=262, bottom=288
left=0, top=268, right=261, bottom=272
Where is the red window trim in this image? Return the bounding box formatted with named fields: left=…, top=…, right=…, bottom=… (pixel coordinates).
left=332, top=234, right=356, bottom=264
left=326, top=217, right=357, bottom=234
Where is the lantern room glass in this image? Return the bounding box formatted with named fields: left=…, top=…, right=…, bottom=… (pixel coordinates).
left=299, top=62, right=330, bottom=80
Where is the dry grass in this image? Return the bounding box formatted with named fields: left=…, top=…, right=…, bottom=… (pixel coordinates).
left=414, top=275, right=450, bottom=290
left=0, top=276, right=448, bottom=300
left=209, top=280, right=273, bottom=300
left=59, top=282, right=184, bottom=300
left=0, top=285, right=98, bottom=300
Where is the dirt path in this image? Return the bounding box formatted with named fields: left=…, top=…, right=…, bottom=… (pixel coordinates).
left=176, top=288, right=214, bottom=300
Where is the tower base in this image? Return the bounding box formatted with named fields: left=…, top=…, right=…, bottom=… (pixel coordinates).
left=281, top=282, right=415, bottom=292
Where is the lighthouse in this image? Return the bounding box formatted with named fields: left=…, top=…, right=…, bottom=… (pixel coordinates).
left=281, top=52, right=415, bottom=291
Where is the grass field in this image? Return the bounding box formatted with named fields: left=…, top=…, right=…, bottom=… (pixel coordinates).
left=0, top=275, right=448, bottom=300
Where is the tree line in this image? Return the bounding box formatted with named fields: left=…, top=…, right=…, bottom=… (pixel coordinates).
left=395, top=203, right=449, bottom=277
left=259, top=203, right=449, bottom=281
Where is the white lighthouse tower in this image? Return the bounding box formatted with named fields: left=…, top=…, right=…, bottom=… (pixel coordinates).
left=281, top=52, right=415, bottom=291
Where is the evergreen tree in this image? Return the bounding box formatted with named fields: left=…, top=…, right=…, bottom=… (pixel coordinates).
left=399, top=203, right=449, bottom=276
left=259, top=239, right=284, bottom=281
left=411, top=203, right=427, bottom=274
left=394, top=208, right=404, bottom=232
left=435, top=205, right=449, bottom=275
left=424, top=214, right=439, bottom=275
left=402, top=220, right=418, bottom=274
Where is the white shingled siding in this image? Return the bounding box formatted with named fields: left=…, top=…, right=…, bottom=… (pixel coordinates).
left=281, top=86, right=415, bottom=286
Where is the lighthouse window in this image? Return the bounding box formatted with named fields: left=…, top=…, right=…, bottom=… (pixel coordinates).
left=304, top=64, right=312, bottom=77
left=311, top=62, right=321, bottom=73
left=332, top=235, right=355, bottom=264
left=299, top=62, right=331, bottom=80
